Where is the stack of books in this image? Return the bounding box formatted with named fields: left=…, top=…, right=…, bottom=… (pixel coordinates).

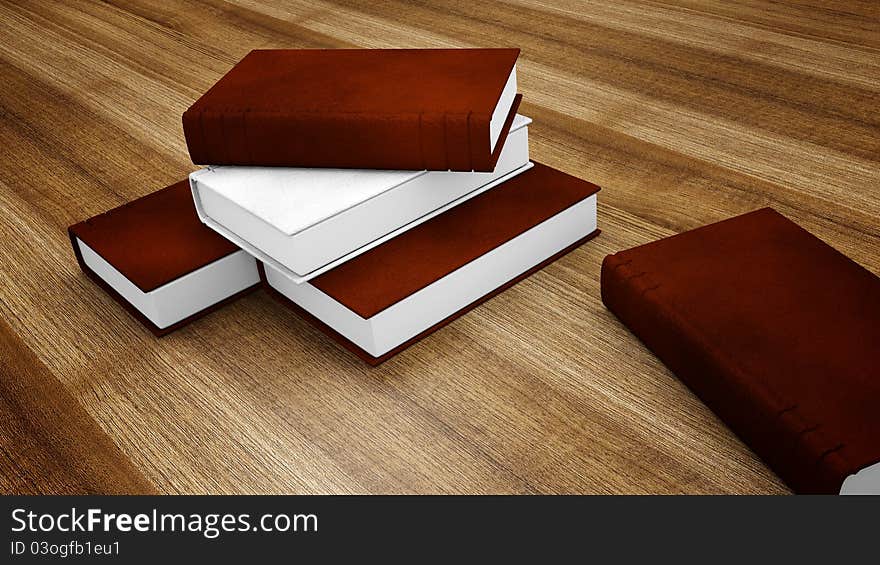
left=66, top=48, right=879, bottom=494
left=69, top=48, right=601, bottom=365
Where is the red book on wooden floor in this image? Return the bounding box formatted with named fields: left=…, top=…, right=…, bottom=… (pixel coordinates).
left=601, top=208, right=880, bottom=494
left=183, top=48, right=521, bottom=171
left=262, top=162, right=600, bottom=365
left=68, top=181, right=260, bottom=336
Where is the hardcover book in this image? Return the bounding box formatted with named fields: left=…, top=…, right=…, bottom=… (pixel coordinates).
left=183, top=48, right=521, bottom=171
left=601, top=208, right=880, bottom=494
left=262, top=162, right=600, bottom=365
left=191, top=115, right=533, bottom=283
left=68, top=180, right=260, bottom=336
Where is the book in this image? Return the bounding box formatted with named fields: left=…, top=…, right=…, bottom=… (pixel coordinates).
left=191, top=114, right=533, bottom=283
left=262, top=162, right=600, bottom=365
left=183, top=48, right=521, bottom=171
left=68, top=180, right=260, bottom=336
left=601, top=208, right=880, bottom=494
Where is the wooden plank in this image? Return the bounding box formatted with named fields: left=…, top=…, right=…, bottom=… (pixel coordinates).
left=1, top=0, right=876, bottom=494
left=0, top=318, right=156, bottom=494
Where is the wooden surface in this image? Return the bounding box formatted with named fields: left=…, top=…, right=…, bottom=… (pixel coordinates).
left=1, top=0, right=877, bottom=494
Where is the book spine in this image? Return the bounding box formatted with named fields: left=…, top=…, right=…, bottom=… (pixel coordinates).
left=468, top=112, right=491, bottom=172
left=444, top=112, right=471, bottom=171
left=183, top=107, right=488, bottom=170
left=182, top=108, right=208, bottom=165
left=600, top=253, right=853, bottom=493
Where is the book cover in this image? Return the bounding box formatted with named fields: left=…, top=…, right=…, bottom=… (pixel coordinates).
left=68, top=180, right=260, bottom=336
left=262, top=162, right=600, bottom=365
left=183, top=48, right=521, bottom=171
left=601, top=208, right=880, bottom=493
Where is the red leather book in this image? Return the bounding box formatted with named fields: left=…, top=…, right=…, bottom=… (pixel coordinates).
left=68, top=181, right=260, bottom=336
left=601, top=208, right=880, bottom=494
left=262, top=162, right=600, bottom=365
left=183, top=49, right=521, bottom=171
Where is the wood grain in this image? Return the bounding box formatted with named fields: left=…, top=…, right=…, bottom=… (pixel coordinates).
left=0, top=317, right=155, bottom=494
left=1, top=0, right=877, bottom=494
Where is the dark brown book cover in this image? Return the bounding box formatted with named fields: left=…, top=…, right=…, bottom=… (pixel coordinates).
left=183, top=48, right=521, bottom=171
left=68, top=180, right=258, bottom=336
left=601, top=208, right=880, bottom=493
left=264, top=162, right=601, bottom=364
